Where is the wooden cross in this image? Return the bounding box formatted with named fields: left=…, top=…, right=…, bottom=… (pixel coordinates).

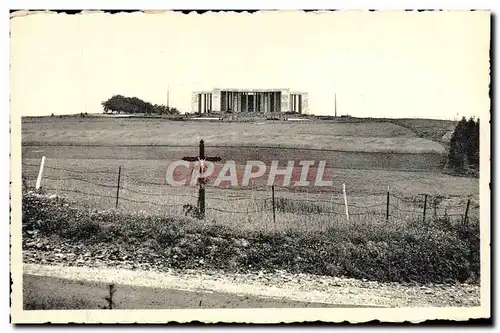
left=182, top=139, right=222, bottom=219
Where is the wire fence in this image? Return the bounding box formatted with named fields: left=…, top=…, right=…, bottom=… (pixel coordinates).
left=22, top=158, right=479, bottom=230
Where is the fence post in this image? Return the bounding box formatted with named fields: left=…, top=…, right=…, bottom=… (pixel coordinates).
left=115, top=166, right=122, bottom=208
left=35, top=156, right=46, bottom=191
left=422, top=194, right=428, bottom=223
left=199, top=187, right=206, bottom=219
left=433, top=199, right=437, bottom=218
left=271, top=185, right=276, bottom=224
left=463, top=199, right=471, bottom=225
left=342, top=183, right=349, bottom=221
left=386, top=186, right=390, bottom=221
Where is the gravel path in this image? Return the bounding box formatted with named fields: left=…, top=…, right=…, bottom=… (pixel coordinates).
left=23, top=249, right=480, bottom=308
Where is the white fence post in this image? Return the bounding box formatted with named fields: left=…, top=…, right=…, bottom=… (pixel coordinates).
left=35, top=156, right=46, bottom=191
left=342, top=183, right=349, bottom=221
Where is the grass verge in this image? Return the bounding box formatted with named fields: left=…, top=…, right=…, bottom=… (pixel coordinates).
left=22, top=191, right=480, bottom=285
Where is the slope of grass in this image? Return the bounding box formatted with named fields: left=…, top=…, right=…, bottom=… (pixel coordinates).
left=21, top=156, right=479, bottom=233
left=22, top=117, right=445, bottom=153
left=23, top=192, right=480, bottom=285
left=386, top=118, right=457, bottom=143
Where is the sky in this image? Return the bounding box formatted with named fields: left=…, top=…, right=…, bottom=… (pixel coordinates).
left=10, top=10, right=490, bottom=119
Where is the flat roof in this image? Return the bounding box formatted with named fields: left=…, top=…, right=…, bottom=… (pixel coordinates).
left=194, top=88, right=307, bottom=93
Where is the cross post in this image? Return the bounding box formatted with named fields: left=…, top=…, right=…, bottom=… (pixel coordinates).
left=182, top=139, right=222, bottom=219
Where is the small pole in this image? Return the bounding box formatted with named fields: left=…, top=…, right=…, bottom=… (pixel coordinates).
left=199, top=139, right=205, bottom=159
left=272, top=185, right=276, bottom=224
left=422, top=194, right=428, bottom=223
left=463, top=199, right=471, bottom=225
left=35, top=156, right=46, bottom=191
left=115, top=166, right=121, bottom=208
left=386, top=187, right=390, bottom=221
left=198, top=187, right=205, bottom=219
left=198, top=139, right=205, bottom=219
left=331, top=185, right=335, bottom=212
left=342, top=183, right=349, bottom=221
left=167, top=85, right=170, bottom=111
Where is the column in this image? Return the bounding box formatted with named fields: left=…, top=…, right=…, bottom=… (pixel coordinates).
left=302, top=93, right=308, bottom=114
left=263, top=93, right=267, bottom=113
left=281, top=90, right=289, bottom=112
left=198, top=94, right=202, bottom=113
left=260, top=92, right=266, bottom=113
left=245, top=92, right=250, bottom=112
left=298, top=95, right=302, bottom=114
left=192, top=92, right=199, bottom=113
left=264, top=93, right=269, bottom=113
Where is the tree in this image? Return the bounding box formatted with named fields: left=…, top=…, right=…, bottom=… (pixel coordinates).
left=101, top=95, right=180, bottom=115
left=448, top=116, right=480, bottom=172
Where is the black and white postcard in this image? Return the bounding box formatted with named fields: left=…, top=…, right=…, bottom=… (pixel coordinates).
left=9, top=9, right=491, bottom=324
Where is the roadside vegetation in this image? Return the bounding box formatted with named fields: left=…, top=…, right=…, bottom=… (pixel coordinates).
left=23, top=191, right=480, bottom=285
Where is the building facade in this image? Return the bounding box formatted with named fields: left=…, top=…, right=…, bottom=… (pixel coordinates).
left=191, top=88, right=308, bottom=114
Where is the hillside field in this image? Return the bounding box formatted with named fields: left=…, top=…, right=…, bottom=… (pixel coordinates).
left=21, top=117, right=478, bottom=232
left=22, top=117, right=446, bottom=153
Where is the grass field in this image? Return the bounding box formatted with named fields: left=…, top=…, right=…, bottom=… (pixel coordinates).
left=386, top=118, right=458, bottom=143
left=21, top=117, right=478, bottom=232
left=20, top=117, right=481, bottom=285
left=22, top=117, right=445, bottom=153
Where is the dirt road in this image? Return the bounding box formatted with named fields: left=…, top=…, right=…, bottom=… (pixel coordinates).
left=23, top=263, right=480, bottom=309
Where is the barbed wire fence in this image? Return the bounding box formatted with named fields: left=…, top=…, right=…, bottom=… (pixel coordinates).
left=22, top=157, right=479, bottom=229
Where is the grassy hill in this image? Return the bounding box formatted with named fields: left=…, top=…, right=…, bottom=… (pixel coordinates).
left=22, top=117, right=446, bottom=154
left=385, top=118, right=457, bottom=144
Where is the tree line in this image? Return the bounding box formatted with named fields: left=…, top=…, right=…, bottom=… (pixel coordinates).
left=448, top=117, right=480, bottom=173
left=101, top=95, right=180, bottom=115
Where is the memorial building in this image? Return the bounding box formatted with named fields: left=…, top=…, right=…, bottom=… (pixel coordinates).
left=191, top=88, right=308, bottom=114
